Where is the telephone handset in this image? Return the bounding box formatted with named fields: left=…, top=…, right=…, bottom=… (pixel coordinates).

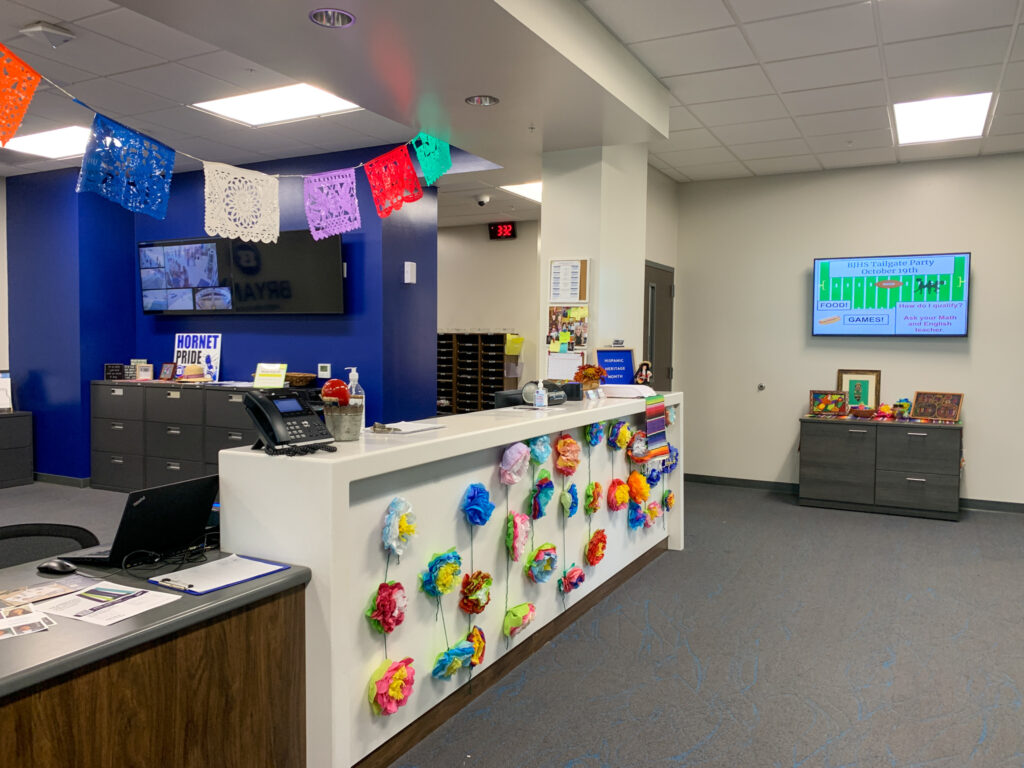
left=243, top=389, right=337, bottom=456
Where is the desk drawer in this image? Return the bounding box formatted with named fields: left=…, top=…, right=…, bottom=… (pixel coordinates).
left=875, top=469, right=959, bottom=513
left=92, top=417, right=144, bottom=454
left=205, top=389, right=253, bottom=429
left=146, top=422, right=204, bottom=459
left=204, top=426, right=258, bottom=463
left=145, top=456, right=206, bottom=487
left=145, top=386, right=203, bottom=424
left=0, top=414, right=31, bottom=449
left=877, top=426, right=961, bottom=474
left=800, top=422, right=876, bottom=468
left=0, top=447, right=32, bottom=485
left=91, top=450, right=144, bottom=491
left=91, top=383, right=143, bottom=420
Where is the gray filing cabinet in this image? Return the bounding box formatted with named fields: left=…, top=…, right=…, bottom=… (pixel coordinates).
left=90, top=382, right=255, bottom=492
left=0, top=411, right=33, bottom=488
left=798, top=417, right=963, bottom=520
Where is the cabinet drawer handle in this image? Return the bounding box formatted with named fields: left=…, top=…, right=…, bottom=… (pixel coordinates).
left=166, top=462, right=181, bottom=471
left=906, top=477, right=927, bottom=483
left=228, top=393, right=243, bottom=403
left=110, top=456, right=124, bottom=465
left=166, top=391, right=181, bottom=399
left=166, top=426, right=182, bottom=436
left=109, top=387, right=123, bottom=396
left=227, top=431, right=243, bottom=441
left=111, top=422, right=124, bottom=431
left=847, top=429, right=868, bottom=433
left=907, top=432, right=928, bottom=437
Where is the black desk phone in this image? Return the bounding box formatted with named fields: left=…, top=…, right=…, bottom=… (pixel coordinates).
left=243, top=389, right=337, bottom=456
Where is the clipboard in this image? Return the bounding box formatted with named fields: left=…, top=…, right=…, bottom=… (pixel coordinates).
left=148, top=554, right=289, bottom=595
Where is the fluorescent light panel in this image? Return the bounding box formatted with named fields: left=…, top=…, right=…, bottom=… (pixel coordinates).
left=193, top=83, right=361, bottom=127
left=5, top=125, right=91, bottom=158
left=500, top=181, right=542, bottom=203
left=894, top=92, right=992, bottom=145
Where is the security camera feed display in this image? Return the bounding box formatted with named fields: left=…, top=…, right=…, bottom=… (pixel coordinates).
left=139, top=241, right=230, bottom=313
left=812, top=253, right=970, bottom=336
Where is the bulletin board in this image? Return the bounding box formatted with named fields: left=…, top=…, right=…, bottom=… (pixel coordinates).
left=595, top=348, right=634, bottom=384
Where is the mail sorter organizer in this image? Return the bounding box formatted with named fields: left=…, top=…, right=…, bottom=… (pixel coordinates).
left=90, top=381, right=258, bottom=492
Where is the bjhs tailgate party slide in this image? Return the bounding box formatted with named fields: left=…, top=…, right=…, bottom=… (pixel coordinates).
left=812, top=253, right=969, bottom=336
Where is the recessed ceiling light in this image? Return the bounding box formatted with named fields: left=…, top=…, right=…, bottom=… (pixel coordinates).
left=500, top=181, right=542, bottom=203
left=192, top=83, right=361, bottom=127
left=465, top=95, right=500, bottom=106
left=5, top=125, right=91, bottom=158
left=309, top=8, right=355, bottom=28
left=894, top=92, right=992, bottom=145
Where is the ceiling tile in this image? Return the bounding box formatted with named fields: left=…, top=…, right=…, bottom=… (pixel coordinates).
left=888, top=66, right=1001, bottom=103
left=629, top=27, right=755, bottom=77
left=744, top=3, right=877, bottom=62
left=0, top=1, right=59, bottom=41
left=584, top=0, right=734, bottom=42
left=982, top=132, right=1024, bottom=154
left=132, top=105, right=243, bottom=136
left=660, top=167, right=689, bottom=182
left=806, top=128, right=893, bottom=153
left=662, top=65, right=774, bottom=103
left=711, top=117, right=801, bottom=144
left=818, top=146, right=896, bottom=169
left=988, top=112, right=1024, bottom=135
left=766, top=48, right=882, bottom=93
left=688, top=94, right=789, bottom=126
left=995, top=89, right=1024, bottom=114
left=879, top=0, right=1018, bottom=43
left=1002, top=61, right=1024, bottom=89
left=898, top=138, right=981, bottom=161
left=884, top=27, right=1011, bottom=78
left=1, top=43, right=96, bottom=85
left=14, top=113, right=60, bottom=134
left=70, top=77, right=178, bottom=115
left=796, top=106, right=890, bottom=136
left=75, top=8, right=219, bottom=60
left=178, top=51, right=293, bottom=90
left=1012, top=26, right=1024, bottom=60
left=173, top=155, right=203, bottom=173
left=170, top=135, right=257, bottom=165
left=13, top=0, right=116, bottom=20
left=6, top=25, right=163, bottom=77
left=679, top=161, right=752, bottom=180
left=338, top=111, right=413, bottom=143
left=727, top=0, right=855, bottom=24
left=648, top=127, right=721, bottom=152
left=731, top=137, right=811, bottom=159
left=21, top=89, right=93, bottom=124
left=111, top=64, right=237, bottom=105
left=262, top=117, right=376, bottom=153
left=118, top=115, right=192, bottom=144
left=781, top=81, right=887, bottom=116
left=668, top=106, right=702, bottom=130
left=745, top=155, right=822, bottom=174
left=647, top=155, right=672, bottom=170
left=659, top=145, right=735, bottom=166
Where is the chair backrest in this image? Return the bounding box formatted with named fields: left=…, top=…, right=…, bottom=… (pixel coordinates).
left=0, top=524, right=100, bottom=569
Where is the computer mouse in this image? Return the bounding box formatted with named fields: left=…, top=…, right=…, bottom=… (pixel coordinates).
left=37, top=559, right=77, bottom=575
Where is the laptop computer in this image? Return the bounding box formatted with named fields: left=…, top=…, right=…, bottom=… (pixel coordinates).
left=62, top=475, right=219, bottom=567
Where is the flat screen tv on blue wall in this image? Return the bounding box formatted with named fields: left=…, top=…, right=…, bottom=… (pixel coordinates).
left=139, top=230, right=344, bottom=315
left=812, top=253, right=970, bottom=337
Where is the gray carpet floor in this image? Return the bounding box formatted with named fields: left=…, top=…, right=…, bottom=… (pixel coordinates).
left=0, top=483, right=126, bottom=543
left=390, top=483, right=1024, bottom=768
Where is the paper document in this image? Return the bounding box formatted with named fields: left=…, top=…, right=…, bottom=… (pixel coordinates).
left=602, top=384, right=657, bottom=398
left=0, top=606, right=55, bottom=639
left=42, top=581, right=179, bottom=626
left=148, top=554, right=288, bottom=595
left=371, top=421, right=445, bottom=435
left=0, top=574, right=99, bottom=607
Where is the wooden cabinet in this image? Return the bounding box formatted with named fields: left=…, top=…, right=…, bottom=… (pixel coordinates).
left=436, top=333, right=521, bottom=415
left=799, top=418, right=963, bottom=520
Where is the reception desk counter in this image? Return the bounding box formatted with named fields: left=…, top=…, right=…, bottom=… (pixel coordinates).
left=220, top=393, right=683, bottom=767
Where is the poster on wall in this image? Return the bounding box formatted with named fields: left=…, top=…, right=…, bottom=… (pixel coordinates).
left=0, top=371, right=12, bottom=412
left=549, top=260, right=588, bottom=303
left=547, top=305, right=589, bottom=350
left=174, top=333, right=222, bottom=381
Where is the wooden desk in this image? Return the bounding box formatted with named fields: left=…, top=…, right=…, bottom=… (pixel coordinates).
left=0, top=557, right=309, bottom=767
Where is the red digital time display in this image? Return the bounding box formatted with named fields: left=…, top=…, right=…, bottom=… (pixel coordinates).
left=488, top=221, right=517, bottom=240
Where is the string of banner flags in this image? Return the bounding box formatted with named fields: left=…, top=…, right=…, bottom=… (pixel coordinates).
left=0, top=42, right=453, bottom=243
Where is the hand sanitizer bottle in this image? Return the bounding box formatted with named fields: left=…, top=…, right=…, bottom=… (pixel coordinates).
left=345, top=366, right=366, bottom=429
left=534, top=383, right=548, bottom=408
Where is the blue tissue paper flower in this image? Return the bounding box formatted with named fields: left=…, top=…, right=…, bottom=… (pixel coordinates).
left=461, top=483, right=495, bottom=526
left=529, top=435, right=551, bottom=464
left=628, top=501, right=646, bottom=530
left=432, top=641, right=475, bottom=679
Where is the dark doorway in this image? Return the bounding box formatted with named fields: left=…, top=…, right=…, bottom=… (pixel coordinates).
left=643, top=261, right=675, bottom=389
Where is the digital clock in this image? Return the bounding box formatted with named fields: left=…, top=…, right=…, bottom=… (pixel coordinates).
left=488, top=221, right=517, bottom=240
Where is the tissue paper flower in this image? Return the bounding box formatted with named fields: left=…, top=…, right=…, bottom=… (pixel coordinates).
left=663, top=489, right=675, bottom=511
left=561, top=483, right=579, bottom=518
left=645, top=466, right=662, bottom=488
left=367, top=657, right=415, bottom=716
left=365, top=581, right=407, bottom=634
left=432, top=642, right=475, bottom=679
left=585, top=481, right=603, bottom=515
left=554, top=434, right=581, bottom=476
left=627, top=470, right=650, bottom=503
left=626, top=430, right=649, bottom=464
left=585, top=529, right=607, bottom=566
left=459, top=570, right=493, bottom=614
left=586, top=422, right=605, bottom=447
left=500, top=442, right=530, bottom=484
left=467, top=625, right=486, bottom=667
left=607, top=479, right=629, bottom=511
left=628, top=501, right=646, bottom=530
left=531, top=470, right=554, bottom=519
left=529, top=435, right=551, bottom=464
left=420, top=548, right=462, bottom=597
left=525, top=543, right=558, bottom=583
left=506, top=512, right=531, bottom=561
left=559, top=565, right=585, bottom=594
left=503, top=602, right=536, bottom=637
left=663, top=444, right=679, bottom=475
left=461, top=483, right=495, bottom=526
left=382, top=497, right=417, bottom=557
left=645, top=501, right=662, bottom=528
left=608, top=421, right=632, bottom=451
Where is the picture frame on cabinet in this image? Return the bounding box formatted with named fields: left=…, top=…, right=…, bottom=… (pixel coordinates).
left=836, top=369, right=880, bottom=409
left=809, top=390, right=847, bottom=415
left=911, top=391, right=964, bottom=422
left=159, top=363, right=176, bottom=381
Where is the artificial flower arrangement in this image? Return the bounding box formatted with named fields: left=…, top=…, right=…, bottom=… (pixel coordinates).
left=503, top=602, right=536, bottom=637
left=529, top=435, right=551, bottom=464
left=432, top=641, right=475, bottom=680
left=382, top=497, right=417, bottom=558
left=608, top=421, right=632, bottom=451
left=560, top=483, right=579, bottom=517
left=645, top=466, right=662, bottom=487
left=531, top=470, right=554, bottom=519
left=559, top=565, right=585, bottom=594
left=467, top=625, right=486, bottom=667
left=627, top=500, right=646, bottom=530
left=662, top=489, right=675, bottom=511
left=458, top=570, right=493, bottom=614
left=461, top=483, right=495, bottom=526
left=367, top=657, right=415, bottom=716
left=573, top=363, right=607, bottom=389
left=585, top=422, right=605, bottom=447
left=627, top=470, right=650, bottom=503
left=366, top=581, right=407, bottom=634
left=506, top=512, right=531, bottom=561
left=607, top=479, right=629, bottom=511
left=645, top=501, right=662, bottom=528
left=662, top=444, right=679, bottom=475
left=420, top=548, right=462, bottom=597
left=554, top=434, right=581, bottom=475
left=585, top=481, right=603, bottom=514
left=500, top=442, right=530, bottom=484
left=525, top=543, right=558, bottom=583
left=585, top=529, right=607, bottom=566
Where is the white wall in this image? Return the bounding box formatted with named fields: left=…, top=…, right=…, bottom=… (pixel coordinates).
left=0, top=179, right=8, bottom=370
left=437, top=220, right=541, bottom=383
left=676, top=154, right=1024, bottom=504
left=646, top=166, right=678, bottom=271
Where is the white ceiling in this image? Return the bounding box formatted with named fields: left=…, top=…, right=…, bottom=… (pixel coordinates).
left=0, top=0, right=1022, bottom=226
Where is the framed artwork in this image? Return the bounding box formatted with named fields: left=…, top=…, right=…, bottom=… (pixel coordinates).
left=136, top=363, right=154, bottom=381
left=837, top=369, right=881, bottom=409
left=159, top=363, right=176, bottom=381
left=911, top=391, right=964, bottom=422
left=809, top=390, right=847, bottom=415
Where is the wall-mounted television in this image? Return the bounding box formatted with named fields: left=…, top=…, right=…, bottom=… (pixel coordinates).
left=139, top=230, right=344, bottom=315
left=812, top=253, right=970, bottom=337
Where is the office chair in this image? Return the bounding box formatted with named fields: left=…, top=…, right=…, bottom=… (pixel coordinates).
left=0, top=523, right=100, bottom=569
